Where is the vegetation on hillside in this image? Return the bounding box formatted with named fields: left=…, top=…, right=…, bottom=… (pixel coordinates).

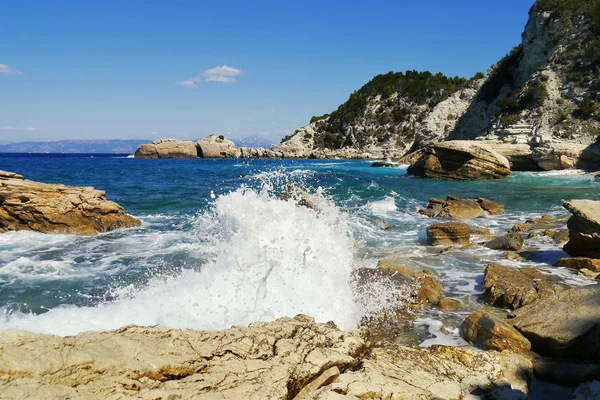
left=301, top=70, right=469, bottom=149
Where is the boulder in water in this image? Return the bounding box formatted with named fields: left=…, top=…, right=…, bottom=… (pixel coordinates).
left=554, top=257, right=600, bottom=272
left=0, top=170, right=140, bottom=235
left=461, top=311, right=531, bottom=355
left=485, top=232, right=525, bottom=251
left=196, top=134, right=237, bottom=158
left=563, top=200, right=600, bottom=258
left=134, top=138, right=198, bottom=158
left=418, top=195, right=504, bottom=219
left=426, top=222, right=470, bottom=245
left=407, top=141, right=511, bottom=180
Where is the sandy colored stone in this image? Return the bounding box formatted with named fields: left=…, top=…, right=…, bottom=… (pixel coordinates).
left=482, top=263, right=564, bottom=309
left=426, top=222, right=470, bottom=245
left=461, top=311, right=531, bottom=355
left=472, top=227, right=491, bottom=235
left=134, top=138, right=198, bottom=158
left=407, top=141, right=511, bottom=180
left=554, top=257, right=600, bottom=272
left=563, top=200, right=600, bottom=258
left=437, top=297, right=460, bottom=312
left=510, top=214, right=568, bottom=233
left=293, top=366, right=340, bottom=400
left=418, top=195, right=504, bottom=220
left=510, top=285, right=600, bottom=359
left=0, top=171, right=140, bottom=235
left=485, top=232, right=525, bottom=251
left=196, top=135, right=237, bottom=158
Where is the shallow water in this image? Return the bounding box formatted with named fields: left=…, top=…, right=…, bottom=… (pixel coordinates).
left=0, top=154, right=598, bottom=343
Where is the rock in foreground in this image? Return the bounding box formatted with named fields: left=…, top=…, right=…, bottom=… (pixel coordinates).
left=0, top=315, right=533, bottom=399
left=407, top=141, right=511, bottom=180
left=418, top=195, right=504, bottom=219
left=461, top=311, right=531, bottom=355
left=426, top=222, right=470, bottom=245
left=510, top=285, right=600, bottom=360
left=563, top=200, right=600, bottom=259
left=0, top=171, right=140, bottom=235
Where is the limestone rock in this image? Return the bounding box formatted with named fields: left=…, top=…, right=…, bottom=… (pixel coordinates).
left=311, top=345, right=532, bottom=400
left=426, top=222, right=470, bottom=245
left=532, top=143, right=587, bottom=171
left=0, top=171, right=141, bottom=235
left=134, top=138, right=198, bottom=158
left=370, top=161, right=398, bottom=168
left=510, top=214, right=568, bottom=233
left=461, top=311, right=531, bottom=354
left=534, top=358, right=600, bottom=386
left=488, top=143, right=540, bottom=171
left=437, top=297, right=460, bottom=312
left=563, top=200, right=600, bottom=258
left=414, top=271, right=443, bottom=306
left=554, top=257, right=600, bottom=272
left=196, top=135, right=237, bottom=158
left=527, top=228, right=570, bottom=243
left=281, top=185, right=320, bottom=213
left=472, top=227, right=491, bottom=235
left=485, top=232, right=525, bottom=251
left=418, top=195, right=504, bottom=219
left=483, top=263, right=564, bottom=309
left=510, top=285, right=600, bottom=359
left=407, top=141, right=511, bottom=180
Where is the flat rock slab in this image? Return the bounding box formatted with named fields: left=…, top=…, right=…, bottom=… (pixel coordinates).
left=426, top=222, right=470, bottom=245
left=0, top=171, right=140, bottom=235
left=510, top=285, right=600, bottom=359
left=418, top=195, right=504, bottom=219
left=0, top=316, right=533, bottom=399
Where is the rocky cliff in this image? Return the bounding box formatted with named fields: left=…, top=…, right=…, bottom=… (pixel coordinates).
left=277, top=0, right=600, bottom=156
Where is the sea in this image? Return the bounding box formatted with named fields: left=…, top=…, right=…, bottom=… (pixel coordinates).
left=0, top=153, right=598, bottom=347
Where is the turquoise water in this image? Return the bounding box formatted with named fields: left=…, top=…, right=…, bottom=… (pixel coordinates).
left=0, top=154, right=598, bottom=342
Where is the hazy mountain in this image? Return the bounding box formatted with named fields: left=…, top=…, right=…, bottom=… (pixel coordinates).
left=0, top=140, right=150, bottom=154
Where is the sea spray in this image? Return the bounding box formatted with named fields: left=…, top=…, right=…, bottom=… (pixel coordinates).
left=0, top=180, right=362, bottom=335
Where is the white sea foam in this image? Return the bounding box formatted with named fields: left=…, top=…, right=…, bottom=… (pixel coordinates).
left=0, top=184, right=361, bottom=336
left=0, top=258, right=77, bottom=281
left=366, top=196, right=397, bottom=214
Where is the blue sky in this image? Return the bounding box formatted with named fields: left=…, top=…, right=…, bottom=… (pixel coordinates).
left=0, top=0, right=535, bottom=144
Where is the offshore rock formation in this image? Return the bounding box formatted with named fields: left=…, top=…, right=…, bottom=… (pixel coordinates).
left=196, top=134, right=237, bottom=158
left=0, top=315, right=533, bottom=399
left=407, top=141, right=511, bottom=180
left=134, top=138, right=198, bottom=158
left=0, top=170, right=140, bottom=235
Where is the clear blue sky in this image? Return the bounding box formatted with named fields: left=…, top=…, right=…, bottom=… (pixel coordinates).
left=0, top=0, right=535, bottom=144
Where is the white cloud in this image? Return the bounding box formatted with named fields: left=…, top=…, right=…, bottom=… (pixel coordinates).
left=176, top=65, right=241, bottom=88
left=0, top=64, right=23, bottom=76
left=0, top=126, right=39, bottom=131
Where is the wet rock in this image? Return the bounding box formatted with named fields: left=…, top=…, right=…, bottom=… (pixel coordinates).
left=281, top=185, right=320, bottom=212
left=554, top=257, right=600, bottom=272
left=483, top=263, right=564, bottom=309
left=534, top=358, right=600, bottom=386
left=370, top=161, right=398, bottom=168
left=563, top=200, right=600, bottom=258
left=196, top=134, right=237, bottom=158
left=510, top=214, right=568, bottom=233
left=528, top=228, right=570, bottom=243
left=486, top=232, right=525, bottom=251
left=376, top=257, right=414, bottom=278
left=0, top=171, right=141, bottom=235
left=532, top=143, right=587, bottom=171
left=510, top=285, right=600, bottom=360
left=407, top=141, right=511, bottom=180
left=472, top=227, right=491, bottom=235
left=414, top=271, right=443, bottom=306
left=437, top=297, right=460, bottom=312
left=134, top=138, right=198, bottom=158
left=461, top=311, right=531, bottom=355
left=418, top=195, right=504, bottom=220
left=580, top=268, right=600, bottom=279
left=505, top=252, right=526, bottom=262
left=426, top=222, right=470, bottom=245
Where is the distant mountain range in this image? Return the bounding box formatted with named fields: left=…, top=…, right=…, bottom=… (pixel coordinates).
left=0, top=137, right=277, bottom=154
left=0, top=140, right=150, bottom=154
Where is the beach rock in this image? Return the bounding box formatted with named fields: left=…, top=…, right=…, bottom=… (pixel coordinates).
left=281, top=185, right=320, bottom=212
left=370, top=161, right=397, bottom=168
left=488, top=143, right=540, bottom=171
left=0, top=171, right=141, bottom=235
left=376, top=257, right=413, bottom=278
left=461, top=312, right=531, bottom=355
left=472, top=227, right=491, bottom=235
left=510, top=214, right=569, bottom=233
left=483, top=263, right=564, bottom=309
left=0, top=316, right=533, bottom=399
left=437, top=297, right=460, bottom=312
left=534, top=358, right=600, bottom=386
left=312, top=345, right=532, bottom=400
left=527, top=228, right=570, bottom=243
left=532, top=143, right=587, bottom=171
left=407, top=141, right=511, bottom=180
left=510, top=285, right=600, bottom=359
left=414, top=271, right=443, bottom=306
left=505, top=252, right=526, bottom=262
left=134, top=138, right=198, bottom=158
left=485, top=232, right=525, bottom=251
left=554, top=257, right=600, bottom=272
left=196, top=134, right=237, bottom=158
left=426, top=222, right=470, bottom=245
left=418, top=195, right=504, bottom=219
left=563, top=200, right=600, bottom=258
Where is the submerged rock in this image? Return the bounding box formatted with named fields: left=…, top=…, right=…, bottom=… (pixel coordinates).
left=281, top=185, right=320, bottom=212
left=134, top=138, right=198, bottom=158
left=510, top=214, right=569, bottom=233
left=407, top=141, right=511, bottom=180
left=510, top=285, right=600, bottom=360
left=418, top=195, right=504, bottom=219
left=426, top=222, right=470, bottom=245
left=370, top=161, right=398, bottom=168
left=482, top=263, right=564, bottom=309
left=485, top=232, right=525, bottom=251
left=461, top=311, right=531, bottom=355
left=554, top=257, right=600, bottom=272
left=0, top=170, right=140, bottom=235
left=563, top=200, right=600, bottom=258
